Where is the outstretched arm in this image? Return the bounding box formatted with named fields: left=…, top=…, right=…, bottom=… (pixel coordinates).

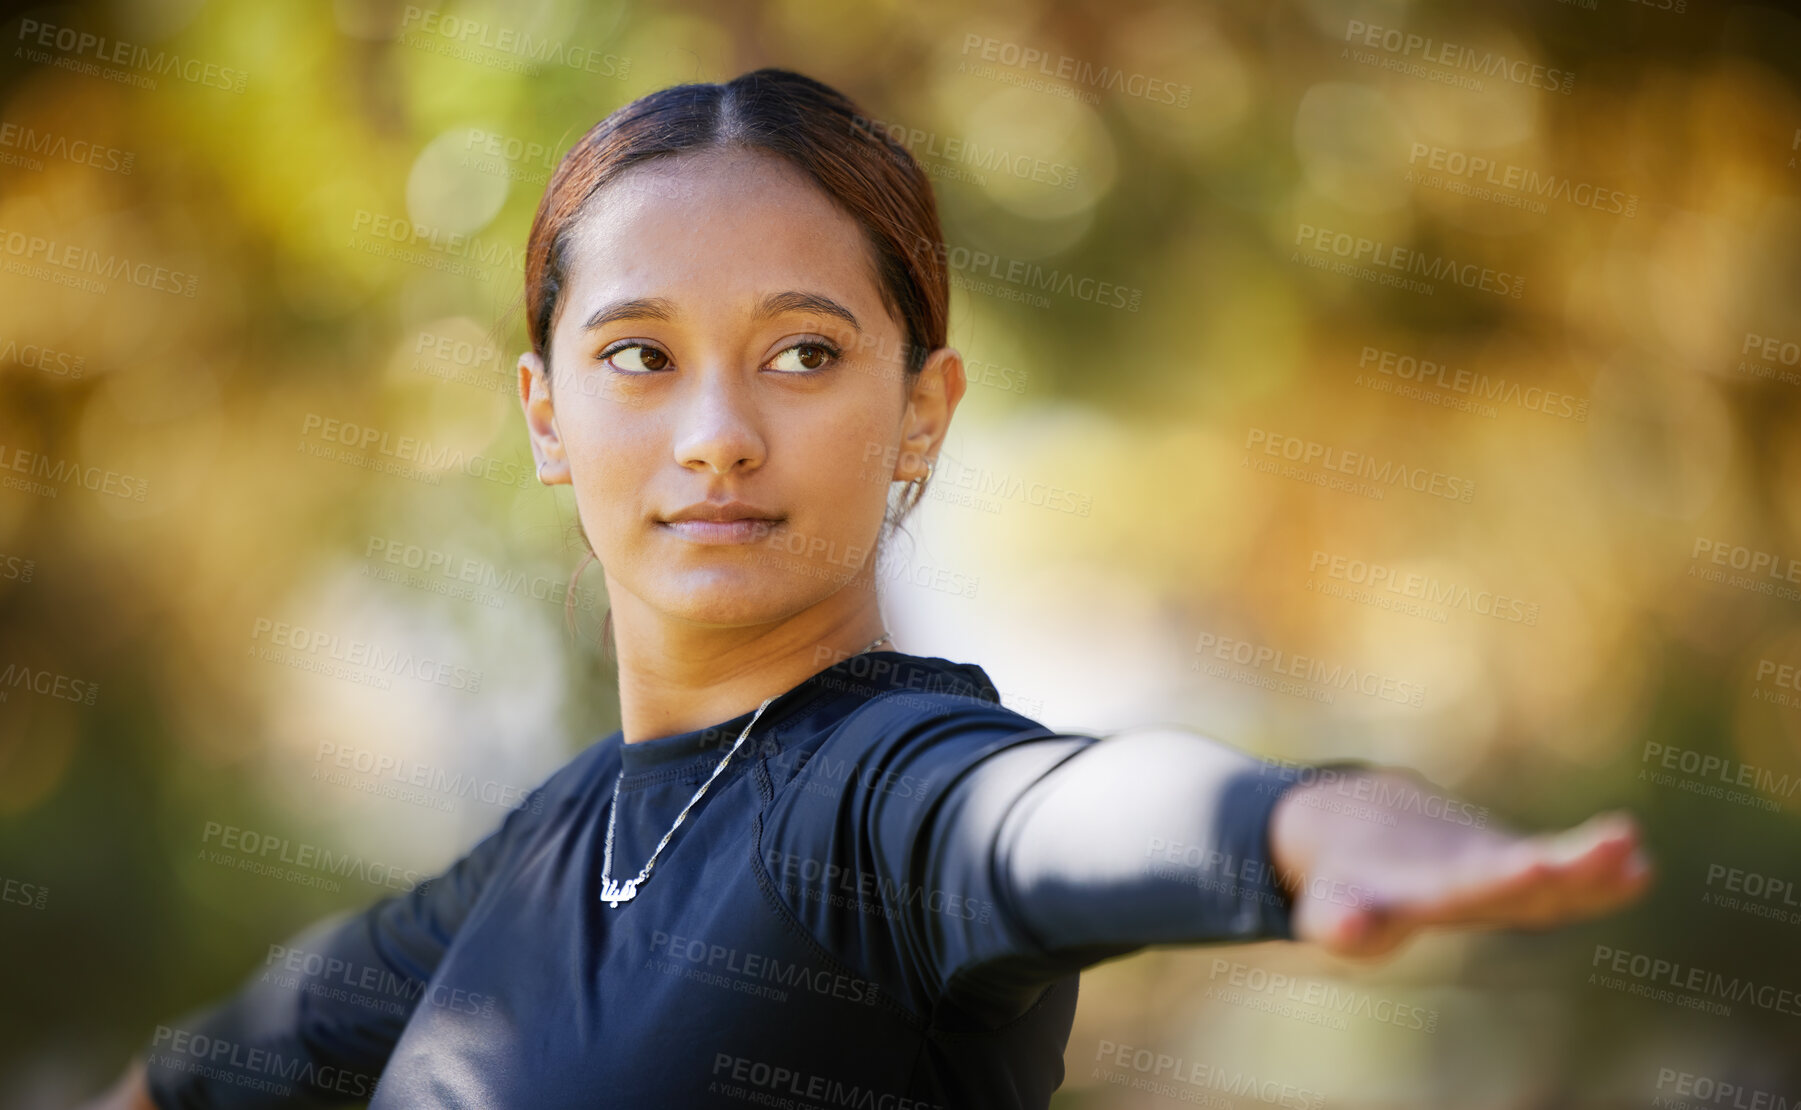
left=857, top=720, right=1651, bottom=1019
left=774, top=698, right=1654, bottom=1027
left=977, top=727, right=1652, bottom=965
left=982, top=728, right=1651, bottom=963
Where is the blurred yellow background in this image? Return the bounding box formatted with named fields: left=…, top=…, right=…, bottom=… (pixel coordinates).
left=3, top=0, right=1800, bottom=1105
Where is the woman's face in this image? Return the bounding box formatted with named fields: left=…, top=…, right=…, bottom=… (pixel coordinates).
left=518, top=145, right=962, bottom=631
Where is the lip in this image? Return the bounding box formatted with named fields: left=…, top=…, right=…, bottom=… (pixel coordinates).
left=659, top=501, right=784, bottom=545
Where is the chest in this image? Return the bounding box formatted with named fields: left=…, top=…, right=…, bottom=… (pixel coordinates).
left=367, top=771, right=933, bottom=1109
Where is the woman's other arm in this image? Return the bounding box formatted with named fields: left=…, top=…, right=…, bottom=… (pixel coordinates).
left=73, top=1059, right=155, bottom=1110
left=76, top=769, right=563, bottom=1110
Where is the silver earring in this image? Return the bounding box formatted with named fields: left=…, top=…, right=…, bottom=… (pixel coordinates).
left=908, top=458, right=934, bottom=499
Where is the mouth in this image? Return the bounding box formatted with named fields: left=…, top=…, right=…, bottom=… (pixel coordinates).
left=656, top=517, right=784, bottom=545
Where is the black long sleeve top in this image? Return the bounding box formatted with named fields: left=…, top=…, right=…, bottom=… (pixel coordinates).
left=142, top=650, right=1306, bottom=1109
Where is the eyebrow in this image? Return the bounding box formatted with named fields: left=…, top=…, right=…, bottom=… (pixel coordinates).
left=579, top=291, right=861, bottom=333
left=755, top=291, right=861, bottom=332
left=582, top=297, right=675, bottom=332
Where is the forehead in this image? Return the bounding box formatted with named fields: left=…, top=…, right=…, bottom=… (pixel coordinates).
left=556, top=146, right=889, bottom=323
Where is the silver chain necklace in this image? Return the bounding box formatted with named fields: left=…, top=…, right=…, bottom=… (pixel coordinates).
left=599, top=632, right=892, bottom=908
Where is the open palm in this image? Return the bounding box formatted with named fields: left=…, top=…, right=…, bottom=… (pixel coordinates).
left=1270, top=770, right=1654, bottom=958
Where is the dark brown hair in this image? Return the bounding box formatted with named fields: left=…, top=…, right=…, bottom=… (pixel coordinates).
left=521, top=68, right=950, bottom=650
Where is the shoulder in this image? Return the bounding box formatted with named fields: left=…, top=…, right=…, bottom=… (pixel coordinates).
left=831, top=687, right=1054, bottom=767
left=764, top=654, right=1067, bottom=804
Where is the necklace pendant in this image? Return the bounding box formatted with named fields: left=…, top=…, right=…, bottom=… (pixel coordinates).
left=600, top=877, right=638, bottom=908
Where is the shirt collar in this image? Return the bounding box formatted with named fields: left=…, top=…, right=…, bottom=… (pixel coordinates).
left=614, top=650, right=998, bottom=779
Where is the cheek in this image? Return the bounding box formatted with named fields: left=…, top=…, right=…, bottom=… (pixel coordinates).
left=564, top=409, right=660, bottom=531
left=790, top=405, right=899, bottom=516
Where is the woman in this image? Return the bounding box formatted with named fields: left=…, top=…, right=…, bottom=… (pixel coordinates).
left=91, top=68, right=1649, bottom=1109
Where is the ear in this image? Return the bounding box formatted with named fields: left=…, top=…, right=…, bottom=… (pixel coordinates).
left=896, top=346, right=967, bottom=479
left=518, top=350, right=571, bottom=486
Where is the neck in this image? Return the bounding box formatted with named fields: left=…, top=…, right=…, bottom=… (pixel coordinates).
left=604, top=575, right=889, bottom=745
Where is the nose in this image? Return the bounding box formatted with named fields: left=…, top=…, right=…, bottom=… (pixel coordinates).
left=670, top=367, right=767, bottom=476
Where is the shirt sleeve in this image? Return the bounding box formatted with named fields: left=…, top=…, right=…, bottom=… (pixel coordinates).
left=786, top=700, right=1315, bottom=1023
left=141, top=779, right=557, bottom=1109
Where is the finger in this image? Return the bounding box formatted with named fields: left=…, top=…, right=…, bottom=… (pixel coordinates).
left=1507, top=812, right=1653, bottom=924
left=1295, top=811, right=1655, bottom=953
left=1400, top=812, right=1653, bottom=930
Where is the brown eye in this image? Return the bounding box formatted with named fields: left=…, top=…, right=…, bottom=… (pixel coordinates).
left=605, top=344, right=669, bottom=373
left=768, top=342, right=839, bottom=373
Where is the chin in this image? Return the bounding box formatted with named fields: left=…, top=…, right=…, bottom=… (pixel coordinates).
left=651, top=567, right=831, bottom=627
